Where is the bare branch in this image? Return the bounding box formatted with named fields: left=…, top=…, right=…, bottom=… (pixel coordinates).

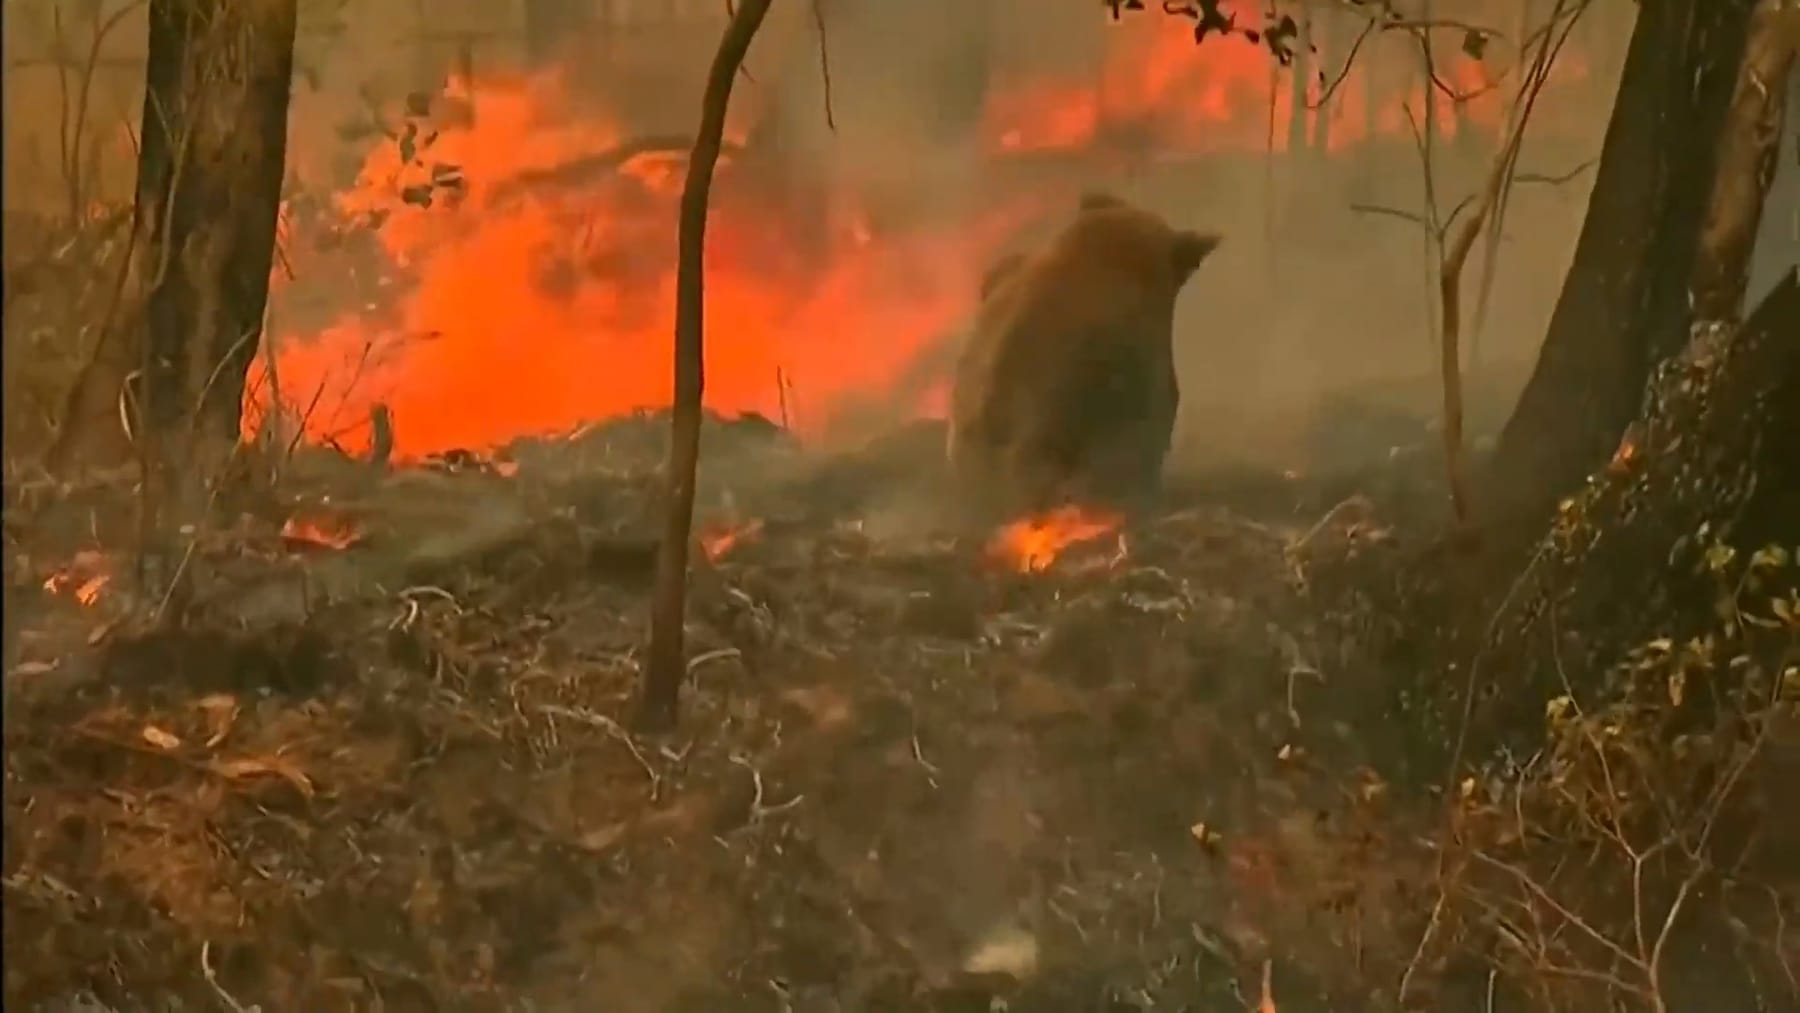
left=640, top=0, right=776, bottom=732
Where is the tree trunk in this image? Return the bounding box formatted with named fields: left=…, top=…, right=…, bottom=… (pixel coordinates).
left=49, top=0, right=296, bottom=490
left=1287, top=8, right=1312, bottom=159
left=1746, top=66, right=1800, bottom=300
left=1468, top=270, right=1798, bottom=754
left=1485, top=0, right=1759, bottom=526
left=1690, top=0, right=1800, bottom=323
left=1458, top=1, right=1799, bottom=756
left=140, top=0, right=295, bottom=465
left=1309, top=5, right=1332, bottom=153
left=639, top=0, right=775, bottom=732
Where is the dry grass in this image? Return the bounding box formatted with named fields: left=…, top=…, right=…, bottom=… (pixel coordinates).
left=2, top=205, right=135, bottom=458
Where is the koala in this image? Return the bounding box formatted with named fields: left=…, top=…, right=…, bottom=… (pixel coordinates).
left=947, top=191, right=1220, bottom=518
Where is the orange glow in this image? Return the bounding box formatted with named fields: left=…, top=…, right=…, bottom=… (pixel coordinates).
left=280, top=509, right=363, bottom=551
left=72, top=574, right=110, bottom=606
left=986, top=8, right=1522, bottom=157
left=42, top=551, right=112, bottom=607
left=701, top=518, right=765, bottom=562
left=251, top=16, right=1592, bottom=461
left=251, top=70, right=1032, bottom=460
left=987, top=506, right=1123, bottom=574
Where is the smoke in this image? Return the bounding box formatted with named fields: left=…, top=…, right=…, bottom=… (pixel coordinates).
left=2, top=0, right=1640, bottom=475
left=743, top=0, right=1637, bottom=470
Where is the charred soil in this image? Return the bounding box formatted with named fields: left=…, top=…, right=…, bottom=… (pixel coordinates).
left=3, top=414, right=1447, bottom=1012
left=6, top=407, right=1792, bottom=1012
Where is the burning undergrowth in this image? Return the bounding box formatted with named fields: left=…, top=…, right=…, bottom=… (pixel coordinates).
left=4, top=413, right=1434, bottom=1011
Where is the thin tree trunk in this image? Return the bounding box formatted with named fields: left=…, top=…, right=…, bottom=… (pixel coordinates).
left=639, top=0, right=775, bottom=732
left=1435, top=2, right=1579, bottom=531
left=1418, top=21, right=1442, bottom=359
left=1364, top=37, right=1380, bottom=143
left=1310, top=5, right=1333, bottom=152
left=1486, top=0, right=1758, bottom=527
left=1691, top=0, right=1800, bottom=323
left=1287, top=8, right=1312, bottom=159
left=1466, top=0, right=1541, bottom=377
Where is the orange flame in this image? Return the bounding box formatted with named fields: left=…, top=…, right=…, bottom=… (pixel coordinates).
left=42, top=551, right=112, bottom=607
left=72, top=574, right=110, bottom=606
left=701, top=518, right=765, bottom=562
left=252, top=70, right=1030, bottom=461
left=984, top=10, right=1516, bottom=158
left=987, top=506, right=1123, bottom=574
left=251, top=18, right=1593, bottom=461
left=280, top=510, right=363, bottom=551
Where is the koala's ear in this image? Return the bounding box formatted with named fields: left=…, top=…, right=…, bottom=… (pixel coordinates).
left=1171, top=231, right=1221, bottom=281
left=1078, top=191, right=1128, bottom=213
left=979, top=252, right=1026, bottom=300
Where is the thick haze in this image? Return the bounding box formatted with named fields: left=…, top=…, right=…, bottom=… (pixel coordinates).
left=2, top=0, right=1740, bottom=472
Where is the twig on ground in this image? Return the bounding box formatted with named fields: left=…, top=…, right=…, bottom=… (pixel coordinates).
left=539, top=703, right=662, bottom=798
left=200, top=940, right=260, bottom=1013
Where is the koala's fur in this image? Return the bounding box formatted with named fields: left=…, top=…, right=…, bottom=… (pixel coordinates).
left=947, top=192, right=1220, bottom=517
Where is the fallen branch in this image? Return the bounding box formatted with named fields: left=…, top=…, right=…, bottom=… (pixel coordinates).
left=639, top=0, right=776, bottom=732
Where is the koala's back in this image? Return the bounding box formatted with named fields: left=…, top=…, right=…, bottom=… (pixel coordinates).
left=949, top=199, right=1202, bottom=515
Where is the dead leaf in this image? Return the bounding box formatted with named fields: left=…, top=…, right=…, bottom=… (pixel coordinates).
left=576, top=823, right=627, bottom=852
left=8, top=659, right=57, bottom=678
left=1356, top=773, right=1388, bottom=803
left=194, top=694, right=240, bottom=748
left=962, top=925, right=1038, bottom=979
left=209, top=755, right=315, bottom=798
left=1190, top=821, right=1223, bottom=855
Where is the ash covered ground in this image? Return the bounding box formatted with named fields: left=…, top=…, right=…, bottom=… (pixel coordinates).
left=3, top=410, right=1453, bottom=1012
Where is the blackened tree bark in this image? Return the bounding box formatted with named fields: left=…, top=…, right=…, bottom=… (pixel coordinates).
left=128, top=0, right=296, bottom=595
left=1456, top=0, right=1800, bottom=759
left=1309, top=6, right=1333, bottom=153
left=51, top=0, right=297, bottom=490
left=1694, top=0, right=1800, bottom=548
left=1286, top=9, right=1312, bottom=159
left=639, top=0, right=775, bottom=732
left=1486, top=0, right=1758, bottom=525
left=1469, top=273, right=1797, bottom=753
left=1690, top=0, right=1800, bottom=323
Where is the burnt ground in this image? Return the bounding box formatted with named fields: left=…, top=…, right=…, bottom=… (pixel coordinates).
left=3, top=413, right=1468, bottom=1012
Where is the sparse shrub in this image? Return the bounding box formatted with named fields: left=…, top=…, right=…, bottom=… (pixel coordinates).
left=1432, top=542, right=1799, bottom=1010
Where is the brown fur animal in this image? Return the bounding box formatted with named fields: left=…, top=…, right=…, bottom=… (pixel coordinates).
left=947, top=192, right=1220, bottom=517
left=978, top=251, right=1027, bottom=301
